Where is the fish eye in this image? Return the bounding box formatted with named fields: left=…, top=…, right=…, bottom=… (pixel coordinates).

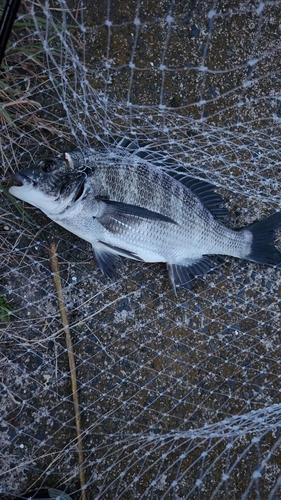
left=40, top=160, right=57, bottom=173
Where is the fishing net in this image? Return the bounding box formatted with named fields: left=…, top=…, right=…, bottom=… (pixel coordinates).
left=1, top=0, right=281, bottom=498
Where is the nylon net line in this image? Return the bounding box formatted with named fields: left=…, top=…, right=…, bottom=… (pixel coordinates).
left=1, top=1, right=281, bottom=499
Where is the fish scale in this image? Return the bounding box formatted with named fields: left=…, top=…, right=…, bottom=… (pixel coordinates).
left=9, top=146, right=281, bottom=291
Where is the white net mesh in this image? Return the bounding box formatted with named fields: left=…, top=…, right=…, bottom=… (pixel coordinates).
left=1, top=0, right=281, bottom=498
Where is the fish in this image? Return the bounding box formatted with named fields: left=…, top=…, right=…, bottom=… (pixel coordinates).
left=9, top=142, right=281, bottom=291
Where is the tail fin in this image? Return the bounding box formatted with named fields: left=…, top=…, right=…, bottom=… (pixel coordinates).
left=245, top=212, right=281, bottom=266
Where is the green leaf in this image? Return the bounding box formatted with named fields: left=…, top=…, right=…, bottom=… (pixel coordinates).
left=0, top=295, right=18, bottom=323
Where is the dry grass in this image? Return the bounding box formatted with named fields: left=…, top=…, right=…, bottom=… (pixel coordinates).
left=0, top=1, right=79, bottom=168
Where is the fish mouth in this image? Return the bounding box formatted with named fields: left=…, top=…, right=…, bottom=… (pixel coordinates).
left=10, top=173, right=33, bottom=187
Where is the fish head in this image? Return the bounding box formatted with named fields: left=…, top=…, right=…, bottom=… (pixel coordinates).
left=9, top=153, right=87, bottom=216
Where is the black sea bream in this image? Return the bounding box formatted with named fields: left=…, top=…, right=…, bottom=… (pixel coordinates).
left=9, top=146, right=281, bottom=290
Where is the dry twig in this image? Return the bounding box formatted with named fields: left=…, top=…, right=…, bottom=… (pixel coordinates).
left=49, top=241, right=87, bottom=500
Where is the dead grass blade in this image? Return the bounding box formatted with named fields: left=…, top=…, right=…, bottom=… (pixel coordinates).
left=49, top=241, right=87, bottom=500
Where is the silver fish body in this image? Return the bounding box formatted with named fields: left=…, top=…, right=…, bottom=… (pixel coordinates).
left=9, top=147, right=281, bottom=289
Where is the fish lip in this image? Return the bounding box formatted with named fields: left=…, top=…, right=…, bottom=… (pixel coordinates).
left=10, top=172, right=34, bottom=187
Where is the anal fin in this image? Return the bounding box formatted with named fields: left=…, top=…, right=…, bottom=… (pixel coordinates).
left=167, top=257, right=212, bottom=292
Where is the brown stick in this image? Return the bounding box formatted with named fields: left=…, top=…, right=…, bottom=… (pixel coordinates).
left=49, top=241, right=87, bottom=500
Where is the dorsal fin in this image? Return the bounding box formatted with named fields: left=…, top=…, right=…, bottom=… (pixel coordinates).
left=116, top=137, right=175, bottom=167
left=117, top=137, right=229, bottom=221
left=169, top=173, right=230, bottom=221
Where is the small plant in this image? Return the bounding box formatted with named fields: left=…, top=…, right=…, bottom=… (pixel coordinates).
left=0, top=294, right=18, bottom=322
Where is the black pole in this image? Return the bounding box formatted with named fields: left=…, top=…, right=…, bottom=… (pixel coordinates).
left=0, top=0, right=22, bottom=65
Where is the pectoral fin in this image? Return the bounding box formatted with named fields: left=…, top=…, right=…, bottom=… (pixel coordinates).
left=96, top=198, right=177, bottom=232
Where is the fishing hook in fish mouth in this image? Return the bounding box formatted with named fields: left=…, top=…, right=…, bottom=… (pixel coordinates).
left=64, top=152, right=74, bottom=169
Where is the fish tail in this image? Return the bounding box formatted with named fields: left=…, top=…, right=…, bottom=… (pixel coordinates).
left=244, top=212, right=281, bottom=266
